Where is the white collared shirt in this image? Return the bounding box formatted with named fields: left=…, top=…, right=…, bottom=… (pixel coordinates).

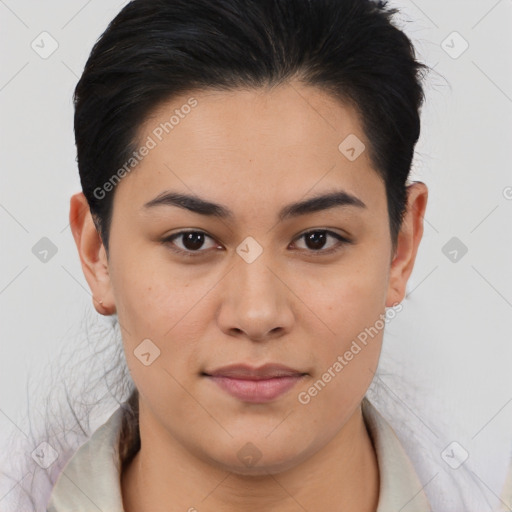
left=46, top=398, right=431, bottom=511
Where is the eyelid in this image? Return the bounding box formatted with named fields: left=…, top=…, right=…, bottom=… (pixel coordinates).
left=290, top=229, right=352, bottom=256
left=161, top=228, right=352, bottom=258
left=162, top=230, right=220, bottom=257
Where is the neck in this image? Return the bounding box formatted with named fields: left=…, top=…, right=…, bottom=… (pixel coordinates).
left=121, top=403, right=379, bottom=512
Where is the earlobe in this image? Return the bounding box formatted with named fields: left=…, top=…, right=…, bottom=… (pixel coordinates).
left=69, top=192, right=116, bottom=315
left=385, top=182, right=428, bottom=307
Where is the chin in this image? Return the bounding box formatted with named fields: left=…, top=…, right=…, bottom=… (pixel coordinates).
left=216, top=457, right=302, bottom=477
left=204, top=440, right=310, bottom=477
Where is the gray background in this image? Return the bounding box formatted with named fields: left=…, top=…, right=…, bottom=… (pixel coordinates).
left=1, top=0, right=511, bottom=510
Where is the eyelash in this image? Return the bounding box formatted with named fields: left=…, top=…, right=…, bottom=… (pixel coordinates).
left=161, top=229, right=352, bottom=258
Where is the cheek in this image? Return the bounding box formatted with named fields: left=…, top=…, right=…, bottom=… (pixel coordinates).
left=109, top=252, right=212, bottom=382
left=297, top=275, right=385, bottom=424
left=116, top=264, right=208, bottom=420
left=307, top=247, right=390, bottom=337
left=111, top=247, right=198, bottom=332
left=300, top=247, right=389, bottom=388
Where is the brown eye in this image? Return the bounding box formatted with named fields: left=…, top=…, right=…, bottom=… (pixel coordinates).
left=292, top=230, right=351, bottom=255
left=162, top=231, right=219, bottom=256
left=179, top=232, right=207, bottom=251
left=162, top=228, right=351, bottom=259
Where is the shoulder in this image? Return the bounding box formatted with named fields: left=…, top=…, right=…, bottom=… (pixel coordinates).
left=500, top=456, right=512, bottom=510
left=361, top=398, right=432, bottom=512
left=46, top=406, right=128, bottom=512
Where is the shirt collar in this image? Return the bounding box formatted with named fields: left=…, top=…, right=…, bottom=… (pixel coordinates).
left=47, top=399, right=431, bottom=511
left=361, top=398, right=431, bottom=511
left=500, top=458, right=512, bottom=510
left=47, top=406, right=126, bottom=512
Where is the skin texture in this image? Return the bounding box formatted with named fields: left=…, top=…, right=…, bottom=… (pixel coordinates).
left=70, top=81, right=428, bottom=512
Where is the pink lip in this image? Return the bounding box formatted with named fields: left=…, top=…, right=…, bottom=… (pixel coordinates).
left=203, top=363, right=307, bottom=403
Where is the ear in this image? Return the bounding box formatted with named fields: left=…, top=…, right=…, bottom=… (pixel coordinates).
left=385, top=181, right=428, bottom=307
left=69, top=192, right=116, bottom=315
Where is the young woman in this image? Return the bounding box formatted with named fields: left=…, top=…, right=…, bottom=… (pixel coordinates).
left=46, top=0, right=431, bottom=510
left=4, top=0, right=494, bottom=510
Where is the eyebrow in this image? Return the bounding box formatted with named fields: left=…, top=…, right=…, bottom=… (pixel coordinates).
left=142, top=189, right=366, bottom=222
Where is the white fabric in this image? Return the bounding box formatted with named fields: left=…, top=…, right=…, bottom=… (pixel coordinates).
left=47, top=398, right=431, bottom=511
left=499, top=459, right=512, bottom=511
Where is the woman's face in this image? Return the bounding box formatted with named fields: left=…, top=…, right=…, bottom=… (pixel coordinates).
left=92, top=82, right=421, bottom=474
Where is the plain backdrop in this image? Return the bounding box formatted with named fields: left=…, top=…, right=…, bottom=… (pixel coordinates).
left=1, top=0, right=512, bottom=510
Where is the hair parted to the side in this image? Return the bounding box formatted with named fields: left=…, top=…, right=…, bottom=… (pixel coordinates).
left=74, top=0, right=428, bottom=256
left=1, top=0, right=491, bottom=510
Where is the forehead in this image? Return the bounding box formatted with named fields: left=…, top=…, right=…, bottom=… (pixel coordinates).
left=112, top=82, right=385, bottom=218
left=138, top=82, right=364, bottom=154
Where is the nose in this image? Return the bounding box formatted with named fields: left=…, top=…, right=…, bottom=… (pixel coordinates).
left=216, top=253, right=295, bottom=342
